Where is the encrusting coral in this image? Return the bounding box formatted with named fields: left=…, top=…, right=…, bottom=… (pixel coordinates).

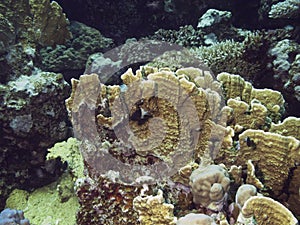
left=76, top=177, right=143, bottom=225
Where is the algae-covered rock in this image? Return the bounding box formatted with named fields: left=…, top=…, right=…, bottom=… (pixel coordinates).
left=0, top=71, right=70, bottom=209
left=47, top=137, right=84, bottom=179
left=6, top=172, right=79, bottom=225
left=38, top=21, right=114, bottom=74
left=0, top=0, right=71, bottom=47
left=0, top=0, right=71, bottom=83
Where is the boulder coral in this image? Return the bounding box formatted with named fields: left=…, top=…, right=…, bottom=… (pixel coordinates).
left=189, top=164, right=230, bottom=211
left=177, top=213, right=216, bottom=225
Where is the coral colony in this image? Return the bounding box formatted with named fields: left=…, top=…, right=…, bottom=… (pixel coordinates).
left=0, top=0, right=300, bottom=224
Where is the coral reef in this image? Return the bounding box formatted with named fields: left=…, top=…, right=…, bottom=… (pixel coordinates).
left=64, top=64, right=299, bottom=222
left=1, top=0, right=300, bottom=223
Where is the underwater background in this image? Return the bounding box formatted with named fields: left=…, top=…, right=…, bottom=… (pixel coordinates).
left=0, top=0, right=300, bottom=224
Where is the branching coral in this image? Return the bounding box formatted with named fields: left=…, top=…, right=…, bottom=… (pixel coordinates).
left=268, top=0, right=300, bottom=19
left=191, top=32, right=265, bottom=79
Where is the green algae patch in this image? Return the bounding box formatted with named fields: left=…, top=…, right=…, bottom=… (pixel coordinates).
left=5, top=172, right=79, bottom=225
left=5, top=189, right=29, bottom=210
left=47, top=137, right=84, bottom=179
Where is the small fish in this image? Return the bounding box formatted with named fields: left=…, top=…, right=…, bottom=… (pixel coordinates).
left=130, top=107, right=153, bottom=125
left=245, top=136, right=256, bottom=149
